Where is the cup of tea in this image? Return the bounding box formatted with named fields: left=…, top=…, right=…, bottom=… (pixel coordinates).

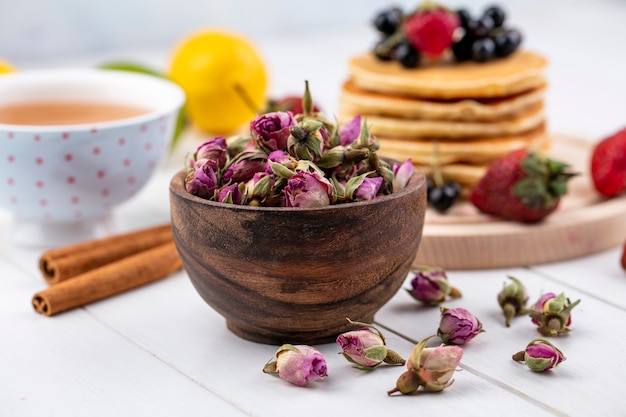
left=0, top=68, right=184, bottom=241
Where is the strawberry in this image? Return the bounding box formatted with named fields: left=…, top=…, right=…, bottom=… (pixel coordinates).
left=591, top=127, right=626, bottom=197
left=404, top=8, right=459, bottom=56
left=469, top=149, right=576, bottom=223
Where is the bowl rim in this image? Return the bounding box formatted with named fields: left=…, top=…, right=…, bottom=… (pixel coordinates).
left=0, top=68, right=185, bottom=132
left=169, top=167, right=426, bottom=213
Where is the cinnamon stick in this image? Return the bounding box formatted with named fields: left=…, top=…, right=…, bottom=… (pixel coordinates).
left=38, top=223, right=173, bottom=284
left=32, top=242, right=182, bottom=317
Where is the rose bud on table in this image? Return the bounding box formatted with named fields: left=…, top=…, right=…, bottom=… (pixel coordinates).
left=529, top=292, right=581, bottom=337
left=512, top=338, right=566, bottom=372
left=437, top=307, right=484, bottom=345
left=263, top=344, right=328, bottom=387
left=336, top=320, right=405, bottom=370
left=497, top=276, right=529, bottom=327
left=406, top=266, right=462, bottom=306
left=387, top=335, right=463, bottom=395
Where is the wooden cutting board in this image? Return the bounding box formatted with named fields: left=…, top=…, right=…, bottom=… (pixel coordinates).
left=414, top=134, right=626, bottom=270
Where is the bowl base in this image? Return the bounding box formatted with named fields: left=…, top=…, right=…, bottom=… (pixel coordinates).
left=225, top=316, right=375, bottom=345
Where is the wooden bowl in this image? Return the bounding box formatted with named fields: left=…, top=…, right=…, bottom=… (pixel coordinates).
left=169, top=169, right=427, bottom=345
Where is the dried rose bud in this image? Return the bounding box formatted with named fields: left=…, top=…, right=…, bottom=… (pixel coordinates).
left=250, top=111, right=296, bottom=152
left=263, top=344, right=328, bottom=387
left=265, top=150, right=297, bottom=174
left=338, top=115, right=362, bottom=146
left=512, top=338, right=566, bottom=372
left=392, top=159, right=414, bottom=192
left=287, top=120, right=325, bottom=161
left=342, top=173, right=384, bottom=202
left=407, top=266, right=462, bottom=306
left=497, top=276, right=529, bottom=327
left=529, top=292, right=581, bottom=336
left=438, top=307, right=484, bottom=345
left=284, top=171, right=335, bottom=208
left=195, top=136, right=228, bottom=168
left=245, top=172, right=274, bottom=205
left=388, top=335, right=463, bottom=395
left=184, top=159, right=219, bottom=199
left=222, top=153, right=266, bottom=183
left=336, top=320, right=405, bottom=369
left=217, top=183, right=244, bottom=205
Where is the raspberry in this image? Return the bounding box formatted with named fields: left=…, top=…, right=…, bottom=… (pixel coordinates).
left=404, top=9, right=459, bottom=56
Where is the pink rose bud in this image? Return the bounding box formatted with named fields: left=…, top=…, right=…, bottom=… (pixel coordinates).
left=338, top=115, right=362, bottom=146
left=353, top=176, right=383, bottom=201
left=388, top=335, right=463, bottom=395
left=195, top=136, right=228, bottom=168
left=284, top=171, right=335, bottom=208
left=392, top=159, right=414, bottom=192
left=438, top=307, right=484, bottom=345
left=529, top=292, right=581, bottom=336
left=512, top=338, right=566, bottom=372
left=266, top=150, right=297, bottom=176
left=184, top=159, right=219, bottom=199
left=222, top=158, right=266, bottom=183
left=336, top=320, right=405, bottom=369
left=251, top=111, right=296, bottom=152
left=497, top=276, right=529, bottom=327
left=263, top=344, right=328, bottom=387
left=407, top=266, right=462, bottom=306
left=217, top=183, right=243, bottom=205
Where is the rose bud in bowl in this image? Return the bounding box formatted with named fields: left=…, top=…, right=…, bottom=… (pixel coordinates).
left=0, top=68, right=184, bottom=244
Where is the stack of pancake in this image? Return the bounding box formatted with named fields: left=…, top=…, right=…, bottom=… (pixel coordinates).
left=338, top=50, right=549, bottom=193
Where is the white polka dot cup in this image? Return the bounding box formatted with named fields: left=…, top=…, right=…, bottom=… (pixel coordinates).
left=0, top=68, right=184, bottom=223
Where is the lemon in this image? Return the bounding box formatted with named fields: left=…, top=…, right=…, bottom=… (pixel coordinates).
left=168, top=30, right=268, bottom=134
left=0, top=58, right=16, bottom=74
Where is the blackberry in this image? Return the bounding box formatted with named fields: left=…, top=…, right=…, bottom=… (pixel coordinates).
left=484, top=5, right=506, bottom=27
left=373, top=7, right=403, bottom=35
left=452, top=33, right=475, bottom=62
left=472, top=37, right=496, bottom=62
left=394, top=41, right=421, bottom=68
left=428, top=180, right=461, bottom=213
left=457, top=8, right=472, bottom=29
left=469, top=15, right=495, bottom=38
left=494, top=28, right=522, bottom=57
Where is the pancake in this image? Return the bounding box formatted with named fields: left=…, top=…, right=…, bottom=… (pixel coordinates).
left=339, top=102, right=545, bottom=139
left=339, top=78, right=546, bottom=122
left=375, top=124, right=549, bottom=165
left=348, top=50, right=548, bottom=99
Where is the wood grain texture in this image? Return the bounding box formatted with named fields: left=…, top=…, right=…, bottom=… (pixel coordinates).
left=169, top=169, right=427, bottom=345
left=414, top=135, right=626, bottom=269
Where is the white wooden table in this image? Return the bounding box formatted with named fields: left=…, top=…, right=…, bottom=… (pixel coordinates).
left=2, top=2, right=626, bottom=415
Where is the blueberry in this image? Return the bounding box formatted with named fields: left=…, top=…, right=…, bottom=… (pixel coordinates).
left=394, top=42, right=421, bottom=68
left=472, top=37, right=496, bottom=62
left=494, top=28, right=522, bottom=57
left=484, top=5, right=506, bottom=27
